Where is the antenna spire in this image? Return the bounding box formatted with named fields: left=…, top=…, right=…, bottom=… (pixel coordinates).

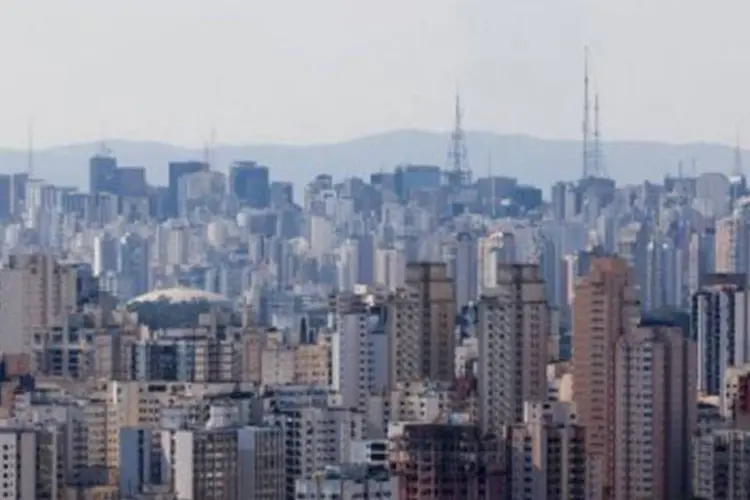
left=447, top=90, right=470, bottom=185
left=582, top=47, right=591, bottom=179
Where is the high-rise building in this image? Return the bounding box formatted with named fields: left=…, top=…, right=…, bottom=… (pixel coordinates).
left=0, top=428, right=43, bottom=500
left=268, top=405, right=365, bottom=499
left=691, top=273, right=750, bottom=395
left=572, top=256, right=640, bottom=498
left=168, top=161, right=208, bottom=219
left=230, top=161, right=271, bottom=210
left=93, top=233, right=118, bottom=277
left=178, top=170, right=227, bottom=218
left=374, top=247, right=406, bottom=290
left=270, top=181, right=294, bottom=207
left=0, top=174, right=12, bottom=220
left=157, top=407, right=284, bottom=500
left=10, top=172, right=29, bottom=216
left=331, top=291, right=389, bottom=412
left=613, top=321, right=696, bottom=499
left=694, top=429, right=750, bottom=499
left=505, top=402, right=592, bottom=500
left=115, top=166, right=148, bottom=197
left=477, top=263, right=549, bottom=437
left=0, top=254, right=85, bottom=355
left=405, top=262, right=456, bottom=383
left=477, top=231, right=516, bottom=294
left=453, top=231, right=478, bottom=309
left=118, top=232, right=150, bottom=300
left=89, top=153, right=117, bottom=195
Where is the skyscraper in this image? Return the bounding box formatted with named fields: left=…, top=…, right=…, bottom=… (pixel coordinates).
left=453, top=231, right=478, bottom=309
left=613, top=321, right=696, bottom=499
left=572, top=256, right=639, bottom=498
left=168, top=161, right=208, bottom=218
left=89, top=153, right=117, bottom=195
left=405, top=262, right=456, bottom=383
left=230, top=161, right=271, bottom=210
left=691, top=272, right=750, bottom=396
left=477, top=263, right=549, bottom=438
left=118, top=232, right=150, bottom=300
left=0, top=174, right=12, bottom=220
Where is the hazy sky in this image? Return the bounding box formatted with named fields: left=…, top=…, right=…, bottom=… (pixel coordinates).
left=0, top=0, right=747, bottom=147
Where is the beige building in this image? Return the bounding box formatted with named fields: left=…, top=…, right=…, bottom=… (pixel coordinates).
left=259, top=335, right=330, bottom=387
left=0, top=254, right=83, bottom=355
left=505, top=402, right=593, bottom=500
left=103, top=381, right=259, bottom=480
left=572, top=256, right=639, bottom=498
left=386, top=286, right=421, bottom=387
left=477, top=263, right=549, bottom=437
left=715, top=212, right=750, bottom=273
left=613, top=322, right=696, bottom=500
left=292, top=336, right=330, bottom=385
left=385, top=263, right=456, bottom=389
left=405, top=263, right=456, bottom=383
left=365, top=380, right=457, bottom=439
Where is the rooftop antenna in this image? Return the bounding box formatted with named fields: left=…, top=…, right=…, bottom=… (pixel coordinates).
left=582, top=47, right=591, bottom=179
left=96, top=139, right=111, bottom=158
left=203, top=127, right=217, bottom=170
left=447, top=89, right=470, bottom=184
left=96, top=119, right=111, bottom=157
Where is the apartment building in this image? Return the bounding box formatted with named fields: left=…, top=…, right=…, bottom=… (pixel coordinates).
left=267, top=405, right=365, bottom=499
left=0, top=254, right=93, bottom=355
left=694, top=429, right=750, bottom=499
left=477, top=263, right=549, bottom=436
left=572, top=256, right=639, bottom=497
left=613, top=322, right=696, bottom=499
left=505, top=402, right=590, bottom=500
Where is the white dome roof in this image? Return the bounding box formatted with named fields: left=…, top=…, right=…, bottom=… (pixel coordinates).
left=128, top=287, right=231, bottom=305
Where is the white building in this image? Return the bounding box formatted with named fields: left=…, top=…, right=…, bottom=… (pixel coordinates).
left=373, top=247, right=405, bottom=291
left=294, top=465, right=396, bottom=500
left=332, top=297, right=389, bottom=412
left=267, top=405, right=365, bottom=498
left=122, top=405, right=284, bottom=500
left=0, top=428, right=40, bottom=500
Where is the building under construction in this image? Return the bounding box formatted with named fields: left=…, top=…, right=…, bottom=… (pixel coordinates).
left=389, top=422, right=503, bottom=499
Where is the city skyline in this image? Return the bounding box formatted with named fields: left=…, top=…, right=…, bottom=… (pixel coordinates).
left=1, top=1, right=750, bottom=148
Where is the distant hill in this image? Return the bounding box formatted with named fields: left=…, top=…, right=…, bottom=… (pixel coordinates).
left=0, top=130, right=741, bottom=197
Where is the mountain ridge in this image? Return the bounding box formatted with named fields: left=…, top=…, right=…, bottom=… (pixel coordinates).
left=0, top=130, right=740, bottom=194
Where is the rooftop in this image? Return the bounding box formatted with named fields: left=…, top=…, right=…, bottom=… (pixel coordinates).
left=127, top=287, right=231, bottom=305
